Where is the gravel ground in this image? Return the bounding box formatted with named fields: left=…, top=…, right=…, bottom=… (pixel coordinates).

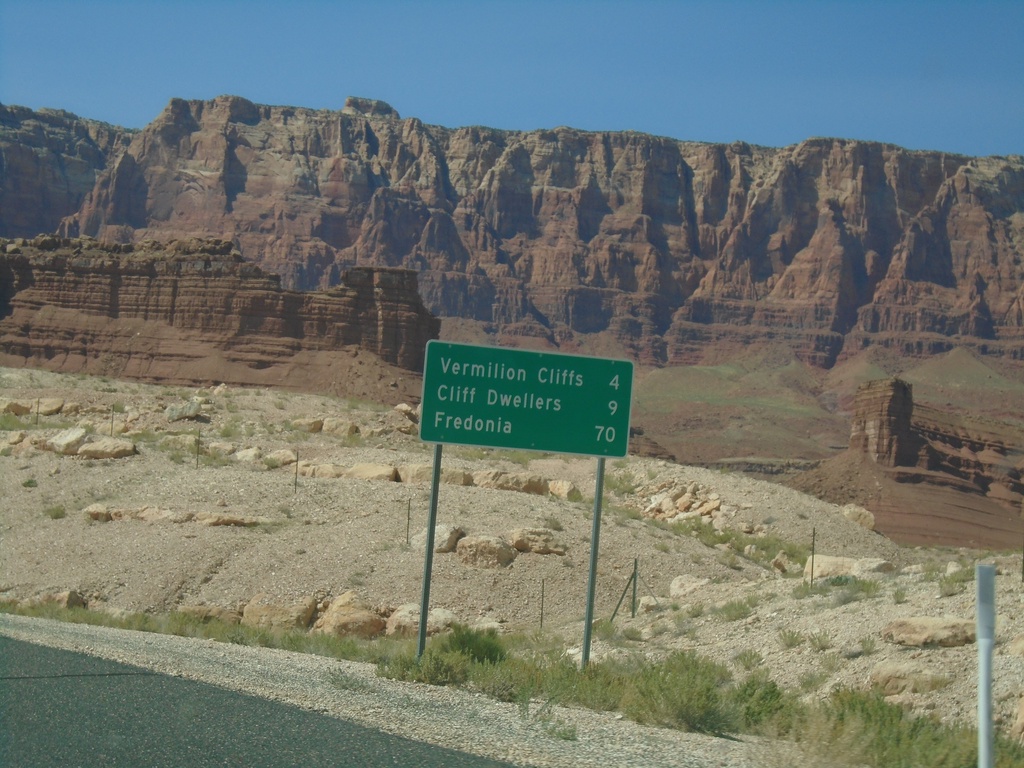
left=0, top=613, right=763, bottom=768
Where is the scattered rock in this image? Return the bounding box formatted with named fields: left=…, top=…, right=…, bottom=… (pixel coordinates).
left=385, top=604, right=457, bottom=637
left=842, top=503, right=876, bottom=531
left=77, top=437, right=137, bottom=459
left=412, top=524, right=465, bottom=553
left=165, top=399, right=203, bottom=422
left=343, top=463, right=398, bottom=481
left=233, top=447, right=262, bottom=462
left=241, top=593, right=317, bottom=630
left=195, top=512, right=267, bottom=527
left=456, top=535, right=517, bottom=567
left=321, top=418, right=359, bottom=436
left=669, top=575, right=710, bottom=599
left=880, top=617, right=976, bottom=647
left=312, top=591, right=385, bottom=638
left=394, top=403, right=418, bottom=423
left=804, top=555, right=895, bottom=579
left=45, top=427, right=88, bottom=455
left=508, top=528, right=566, bottom=555
left=548, top=479, right=580, bottom=500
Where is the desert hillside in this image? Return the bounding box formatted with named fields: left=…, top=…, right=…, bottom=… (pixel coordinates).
left=3, top=366, right=1024, bottom=737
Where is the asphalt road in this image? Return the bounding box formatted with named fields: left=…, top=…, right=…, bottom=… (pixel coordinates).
left=0, top=636, right=518, bottom=767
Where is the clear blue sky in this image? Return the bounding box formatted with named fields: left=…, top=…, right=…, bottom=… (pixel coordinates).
left=2, top=0, right=1021, bottom=157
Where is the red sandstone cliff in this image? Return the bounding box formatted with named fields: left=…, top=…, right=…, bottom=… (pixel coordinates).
left=0, top=235, right=439, bottom=398
left=3, top=95, right=1023, bottom=366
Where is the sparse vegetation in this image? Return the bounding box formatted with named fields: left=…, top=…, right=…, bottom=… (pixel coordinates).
left=733, top=648, right=763, bottom=671
left=713, top=596, right=758, bottom=622
left=674, top=518, right=810, bottom=571
left=808, top=631, right=832, bottom=652
left=938, top=567, right=974, bottom=597
left=0, top=413, right=28, bottom=430
left=859, top=636, right=877, bottom=656
left=43, top=505, right=66, bottom=519
left=603, top=472, right=637, bottom=496
left=778, top=629, right=804, bottom=649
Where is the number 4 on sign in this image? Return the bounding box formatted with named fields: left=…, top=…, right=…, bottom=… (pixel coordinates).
left=609, top=375, right=619, bottom=390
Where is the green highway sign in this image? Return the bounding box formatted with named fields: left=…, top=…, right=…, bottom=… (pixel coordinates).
left=419, top=341, right=634, bottom=457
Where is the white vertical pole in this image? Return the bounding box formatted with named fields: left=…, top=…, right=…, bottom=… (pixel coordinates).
left=581, top=457, right=606, bottom=669
left=977, top=563, right=995, bottom=768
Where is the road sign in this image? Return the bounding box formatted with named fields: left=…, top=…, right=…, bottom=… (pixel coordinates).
left=419, top=341, right=633, bottom=457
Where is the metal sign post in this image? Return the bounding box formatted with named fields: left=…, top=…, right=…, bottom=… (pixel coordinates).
left=417, top=443, right=443, bottom=660
left=581, top=457, right=606, bottom=668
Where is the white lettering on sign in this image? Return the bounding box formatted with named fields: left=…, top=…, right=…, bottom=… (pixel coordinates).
left=432, top=411, right=513, bottom=434
left=440, top=357, right=527, bottom=382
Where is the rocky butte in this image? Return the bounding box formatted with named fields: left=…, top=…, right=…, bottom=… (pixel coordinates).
left=1, top=94, right=1022, bottom=367
left=0, top=235, right=439, bottom=402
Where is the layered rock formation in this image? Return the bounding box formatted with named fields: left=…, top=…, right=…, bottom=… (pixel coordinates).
left=3, top=96, right=1022, bottom=367
left=849, top=378, right=1023, bottom=502
left=0, top=104, right=134, bottom=238
left=849, top=379, right=921, bottom=467
left=793, top=377, right=1024, bottom=547
left=0, top=235, right=439, bottom=393
left=7, top=95, right=1017, bottom=366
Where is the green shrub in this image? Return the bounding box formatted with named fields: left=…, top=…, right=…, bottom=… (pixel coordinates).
left=21, top=478, right=37, bottom=488
left=731, top=670, right=790, bottom=730
left=620, top=651, right=736, bottom=734
left=794, top=688, right=994, bottom=768
left=377, top=646, right=471, bottom=686
left=43, top=505, right=66, bottom=520
left=437, top=624, right=507, bottom=665
left=0, top=413, right=28, bottom=430
left=792, top=580, right=830, bottom=599
left=714, top=597, right=757, bottom=622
